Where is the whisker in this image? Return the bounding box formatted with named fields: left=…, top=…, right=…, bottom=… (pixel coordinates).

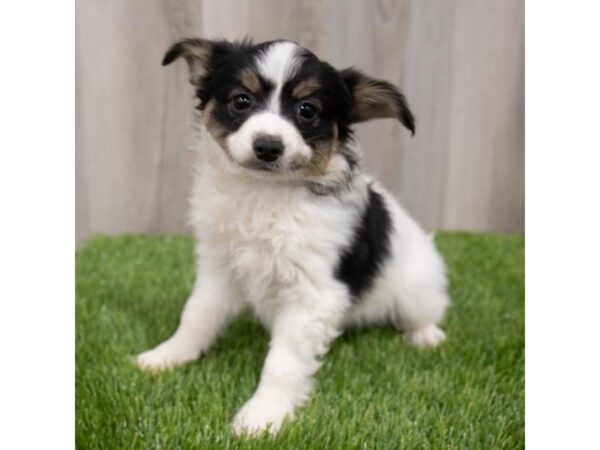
left=304, top=134, right=330, bottom=143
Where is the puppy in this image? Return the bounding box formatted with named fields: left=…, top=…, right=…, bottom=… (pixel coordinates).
left=137, top=38, right=450, bottom=435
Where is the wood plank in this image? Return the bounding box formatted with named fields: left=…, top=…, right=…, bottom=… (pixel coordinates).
left=76, top=0, right=525, bottom=243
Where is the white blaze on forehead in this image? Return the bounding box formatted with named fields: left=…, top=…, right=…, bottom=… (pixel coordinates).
left=256, top=41, right=302, bottom=112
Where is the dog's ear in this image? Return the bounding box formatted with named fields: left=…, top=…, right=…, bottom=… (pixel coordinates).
left=162, top=38, right=216, bottom=86
left=340, top=68, right=415, bottom=135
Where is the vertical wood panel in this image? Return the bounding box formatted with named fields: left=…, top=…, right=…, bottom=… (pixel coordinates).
left=399, top=1, right=457, bottom=230
left=76, top=0, right=524, bottom=243
left=441, top=0, right=525, bottom=231
left=324, top=0, right=412, bottom=198
left=76, top=0, right=201, bottom=240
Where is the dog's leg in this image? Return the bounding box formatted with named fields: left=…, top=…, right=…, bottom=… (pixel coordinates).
left=232, top=284, right=347, bottom=436
left=137, top=262, right=243, bottom=371
left=389, top=232, right=450, bottom=349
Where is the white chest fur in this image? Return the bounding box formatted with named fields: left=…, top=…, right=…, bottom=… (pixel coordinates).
left=188, top=149, right=366, bottom=325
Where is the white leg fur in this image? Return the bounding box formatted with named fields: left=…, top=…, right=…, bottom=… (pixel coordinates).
left=232, top=286, right=346, bottom=436
left=137, top=262, right=243, bottom=371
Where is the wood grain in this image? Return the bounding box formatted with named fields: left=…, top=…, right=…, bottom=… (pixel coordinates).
left=76, top=0, right=524, bottom=243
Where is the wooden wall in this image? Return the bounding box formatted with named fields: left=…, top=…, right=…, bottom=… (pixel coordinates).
left=76, top=0, right=524, bottom=243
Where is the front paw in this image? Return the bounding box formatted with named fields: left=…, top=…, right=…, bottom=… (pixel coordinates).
left=136, top=338, right=200, bottom=372
left=232, top=392, right=295, bottom=436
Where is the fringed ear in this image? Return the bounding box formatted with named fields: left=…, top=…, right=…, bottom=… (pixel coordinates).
left=162, top=38, right=214, bottom=86
left=340, top=68, right=415, bottom=135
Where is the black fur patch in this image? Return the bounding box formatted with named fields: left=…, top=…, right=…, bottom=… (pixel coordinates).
left=280, top=50, right=354, bottom=146
left=335, top=187, right=392, bottom=299
left=199, top=41, right=275, bottom=134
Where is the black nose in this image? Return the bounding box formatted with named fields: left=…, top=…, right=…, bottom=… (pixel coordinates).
left=253, top=136, right=284, bottom=162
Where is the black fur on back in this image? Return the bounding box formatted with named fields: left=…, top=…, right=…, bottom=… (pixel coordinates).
left=335, top=186, right=392, bottom=299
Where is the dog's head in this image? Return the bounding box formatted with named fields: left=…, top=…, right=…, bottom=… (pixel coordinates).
left=163, top=38, right=414, bottom=178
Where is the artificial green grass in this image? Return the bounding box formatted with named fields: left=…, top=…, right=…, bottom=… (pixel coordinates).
left=76, top=233, right=524, bottom=449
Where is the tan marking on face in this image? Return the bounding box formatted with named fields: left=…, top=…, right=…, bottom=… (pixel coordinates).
left=239, top=68, right=261, bottom=94
left=303, top=125, right=339, bottom=176
left=202, top=100, right=228, bottom=150
left=292, top=78, right=321, bottom=99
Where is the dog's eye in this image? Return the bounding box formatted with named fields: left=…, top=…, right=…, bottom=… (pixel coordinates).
left=298, top=102, right=318, bottom=121
left=231, top=93, right=253, bottom=112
